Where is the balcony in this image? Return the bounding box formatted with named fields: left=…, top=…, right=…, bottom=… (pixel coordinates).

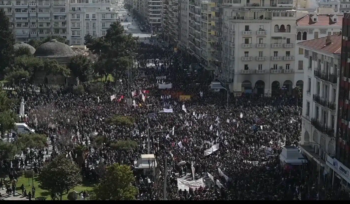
left=256, top=30, right=266, bottom=35
left=240, top=70, right=255, bottom=74
left=270, top=69, right=282, bottom=74
left=256, top=43, right=266, bottom=48
left=241, top=43, right=252, bottom=48
left=271, top=43, right=283, bottom=48
left=242, top=31, right=252, bottom=35
left=256, top=70, right=266, bottom=74
left=314, top=70, right=337, bottom=84
left=283, top=56, right=294, bottom=61
left=255, top=56, right=266, bottom=61
left=283, top=43, right=294, bottom=48
left=241, top=56, right=253, bottom=61
left=313, top=94, right=336, bottom=110
left=311, top=118, right=335, bottom=137
left=271, top=56, right=283, bottom=61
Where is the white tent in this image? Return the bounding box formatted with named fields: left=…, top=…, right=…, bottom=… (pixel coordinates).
left=279, top=146, right=308, bottom=165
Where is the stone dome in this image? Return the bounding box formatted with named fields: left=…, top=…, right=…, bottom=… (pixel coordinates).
left=13, top=42, right=36, bottom=54
left=34, top=39, right=76, bottom=58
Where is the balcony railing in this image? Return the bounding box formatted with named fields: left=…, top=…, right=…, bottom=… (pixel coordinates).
left=241, top=43, right=252, bottom=48
left=241, top=56, right=252, bottom=61
left=242, top=31, right=252, bottom=35
left=256, top=43, right=266, bottom=48
left=314, top=70, right=337, bottom=84
left=255, top=56, right=266, bottom=61
left=313, top=94, right=336, bottom=110
left=256, top=30, right=266, bottom=35
left=311, top=118, right=335, bottom=137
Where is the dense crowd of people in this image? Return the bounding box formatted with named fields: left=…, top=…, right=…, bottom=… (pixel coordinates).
left=1, top=20, right=350, bottom=200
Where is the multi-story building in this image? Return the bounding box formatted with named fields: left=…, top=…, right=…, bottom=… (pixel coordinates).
left=330, top=13, right=350, bottom=189
left=178, top=0, right=189, bottom=50
left=162, top=0, right=179, bottom=45
left=295, top=14, right=343, bottom=93
left=220, top=0, right=297, bottom=96
left=298, top=35, right=340, bottom=185
left=0, top=0, right=120, bottom=45
left=131, top=0, right=162, bottom=32
left=340, top=0, right=350, bottom=13
left=317, top=0, right=340, bottom=12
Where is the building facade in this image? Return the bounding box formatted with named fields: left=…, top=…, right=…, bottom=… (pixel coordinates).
left=295, top=14, right=343, bottom=96
left=0, top=0, right=121, bottom=45
left=318, top=0, right=340, bottom=13
left=220, top=0, right=297, bottom=96
left=162, top=0, right=180, bottom=45
left=178, top=0, right=189, bottom=50
left=299, top=35, right=340, bottom=186
left=331, top=13, right=350, bottom=189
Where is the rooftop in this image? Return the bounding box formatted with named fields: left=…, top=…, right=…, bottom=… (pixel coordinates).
left=34, top=39, right=76, bottom=58
left=296, top=14, right=343, bottom=26
left=297, top=35, right=342, bottom=54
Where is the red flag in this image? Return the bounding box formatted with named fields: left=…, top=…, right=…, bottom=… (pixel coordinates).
left=143, top=90, right=150, bottom=94
left=117, top=95, right=124, bottom=102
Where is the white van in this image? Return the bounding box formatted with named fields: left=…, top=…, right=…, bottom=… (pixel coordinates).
left=13, top=123, right=35, bottom=134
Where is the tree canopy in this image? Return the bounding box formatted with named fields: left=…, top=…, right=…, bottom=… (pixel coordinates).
left=0, top=91, right=17, bottom=137
left=85, top=22, right=138, bottom=81
left=14, top=134, right=47, bottom=150
left=106, top=115, right=135, bottom=127
left=67, top=55, right=94, bottom=82
left=37, top=155, right=82, bottom=200
left=0, top=9, right=15, bottom=76
left=5, top=56, right=70, bottom=84
left=92, top=163, right=138, bottom=200
left=110, top=140, right=138, bottom=151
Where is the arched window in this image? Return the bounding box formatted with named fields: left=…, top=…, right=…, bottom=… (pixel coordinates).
left=297, top=32, right=301, bottom=40
left=286, top=25, right=291, bottom=32
left=274, top=25, right=279, bottom=32
left=280, top=25, right=286, bottom=32
left=302, top=32, right=307, bottom=40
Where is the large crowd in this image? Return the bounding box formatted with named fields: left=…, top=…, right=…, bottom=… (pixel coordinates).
left=1, top=30, right=350, bottom=201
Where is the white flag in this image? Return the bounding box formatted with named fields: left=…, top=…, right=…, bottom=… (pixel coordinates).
left=209, top=125, right=213, bottom=131
left=240, top=113, right=243, bottom=118
left=142, top=94, right=146, bottom=102
left=172, top=126, right=175, bottom=135
left=191, top=161, right=195, bottom=180
left=182, top=104, right=187, bottom=113
left=110, top=94, right=116, bottom=101
left=178, top=141, right=183, bottom=148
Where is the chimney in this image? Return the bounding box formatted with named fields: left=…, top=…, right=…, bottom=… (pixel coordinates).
left=325, top=36, right=332, bottom=46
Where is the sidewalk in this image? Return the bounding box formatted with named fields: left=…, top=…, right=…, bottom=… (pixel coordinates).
left=0, top=189, right=27, bottom=200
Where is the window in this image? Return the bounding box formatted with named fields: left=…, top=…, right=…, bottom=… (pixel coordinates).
left=308, top=56, right=312, bottom=68
left=298, top=60, right=303, bottom=70
left=86, top=14, right=89, bottom=19
left=331, top=115, right=335, bottom=129
left=286, top=64, right=290, bottom=70
left=286, top=38, right=290, bottom=44
left=102, top=14, right=106, bottom=19
left=244, top=38, right=250, bottom=44
left=259, top=25, right=264, bottom=30
left=274, top=51, right=278, bottom=57
left=328, top=32, right=332, bottom=36
left=314, top=32, right=319, bottom=39
left=245, top=25, right=250, bottom=31
left=244, top=64, right=249, bottom=70
left=316, top=106, right=319, bottom=120
left=303, top=32, right=307, bottom=40
left=92, top=14, right=96, bottom=19
left=76, top=14, right=80, bottom=19
left=273, top=64, right=278, bottom=70
left=259, top=51, right=263, bottom=57
left=299, top=48, right=304, bottom=55
left=286, top=51, right=290, bottom=56
left=306, top=102, right=310, bottom=116
left=297, top=32, right=301, bottom=40
left=258, top=38, right=263, bottom=44
left=244, top=51, right=249, bottom=57
left=333, top=88, right=336, bottom=103
left=308, top=78, right=311, bottom=92
left=317, top=81, right=320, bottom=95
left=258, top=64, right=262, bottom=70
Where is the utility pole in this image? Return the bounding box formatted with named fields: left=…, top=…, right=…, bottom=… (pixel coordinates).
left=147, top=118, right=150, bottom=154
left=163, top=156, right=167, bottom=200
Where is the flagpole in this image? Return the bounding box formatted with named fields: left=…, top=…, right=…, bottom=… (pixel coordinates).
left=147, top=118, right=150, bottom=154
left=163, top=156, right=167, bottom=200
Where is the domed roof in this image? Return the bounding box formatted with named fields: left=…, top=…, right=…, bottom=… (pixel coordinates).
left=13, top=42, right=36, bottom=54
left=34, top=39, right=76, bottom=58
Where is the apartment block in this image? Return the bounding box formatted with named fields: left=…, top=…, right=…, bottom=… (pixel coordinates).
left=299, top=35, right=340, bottom=187
left=0, top=0, right=120, bottom=45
